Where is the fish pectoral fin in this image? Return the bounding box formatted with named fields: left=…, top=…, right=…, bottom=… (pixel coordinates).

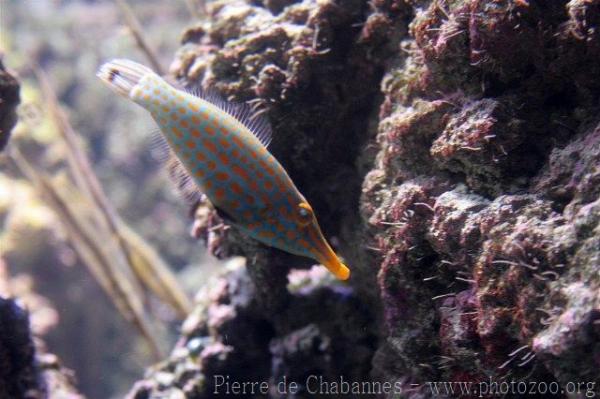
left=214, top=204, right=239, bottom=226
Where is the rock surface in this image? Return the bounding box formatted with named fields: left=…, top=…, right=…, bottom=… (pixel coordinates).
left=0, top=58, right=20, bottom=152
left=129, top=0, right=599, bottom=397
left=0, top=296, right=84, bottom=399
left=0, top=297, right=45, bottom=398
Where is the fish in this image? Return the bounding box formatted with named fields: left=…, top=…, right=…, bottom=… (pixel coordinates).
left=97, top=59, right=350, bottom=280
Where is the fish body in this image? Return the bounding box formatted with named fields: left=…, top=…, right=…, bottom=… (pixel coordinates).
left=97, top=59, right=350, bottom=280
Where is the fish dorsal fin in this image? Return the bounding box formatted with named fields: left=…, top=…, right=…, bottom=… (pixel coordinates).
left=183, top=84, right=272, bottom=148
left=149, top=130, right=203, bottom=205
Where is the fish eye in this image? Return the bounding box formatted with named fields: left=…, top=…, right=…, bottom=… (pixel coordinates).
left=296, top=202, right=313, bottom=226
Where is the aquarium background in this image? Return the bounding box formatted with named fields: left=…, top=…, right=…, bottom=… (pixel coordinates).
left=1, top=1, right=221, bottom=398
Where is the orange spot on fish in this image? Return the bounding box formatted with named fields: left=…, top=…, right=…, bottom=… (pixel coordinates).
left=179, top=107, right=186, bottom=114
left=205, top=180, right=213, bottom=189
left=259, top=230, right=276, bottom=239
left=276, top=178, right=287, bottom=193
left=246, top=195, right=255, bottom=204
left=298, top=239, right=310, bottom=249
left=243, top=210, right=253, bottom=220
left=189, top=103, right=200, bottom=112
left=172, top=127, right=183, bottom=138
left=275, top=223, right=285, bottom=232
left=230, top=200, right=240, bottom=209
left=205, top=125, right=216, bottom=136
left=186, top=140, right=196, bottom=149
left=286, top=230, right=296, bottom=240
left=191, top=129, right=201, bottom=138
left=191, top=115, right=201, bottom=124
left=219, top=138, right=231, bottom=148
left=162, top=106, right=169, bottom=113
left=260, top=194, right=270, bottom=205
left=231, top=148, right=240, bottom=158
left=215, top=188, right=225, bottom=200
left=207, top=160, right=216, bottom=171
left=180, top=119, right=189, bottom=128
left=195, top=169, right=205, bottom=177
left=279, top=206, right=289, bottom=217
left=196, top=152, right=206, bottom=161
left=271, top=191, right=282, bottom=202
left=286, top=194, right=297, bottom=207
left=216, top=172, right=229, bottom=181
left=232, top=136, right=244, bottom=148
left=203, top=139, right=217, bottom=153
left=264, top=180, right=273, bottom=190
left=219, top=126, right=230, bottom=135
left=231, top=182, right=242, bottom=195
left=249, top=150, right=258, bottom=159
left=218, top=153, right=230, bottom=165
left=248, top=180, right=258, bottom=191
left=171, top=113, right=179, bottom=120
left=232, top=165, right=249, bottom=180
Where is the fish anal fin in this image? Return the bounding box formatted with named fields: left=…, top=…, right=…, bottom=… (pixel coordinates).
left=148, top=129, right=171, bottom=163
left=166, top=155, right=203, bottom=205
left=145, top=128, right=204, bottom=205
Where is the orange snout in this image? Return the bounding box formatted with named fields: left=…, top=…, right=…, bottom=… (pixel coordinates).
left=319, top=250, right=351, bottom=280
left=308, top=228, right=350, bottom=280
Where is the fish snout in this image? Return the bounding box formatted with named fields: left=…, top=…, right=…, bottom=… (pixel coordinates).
left=312, top=235, right=350, bottom=280
left=321, top=255, right=351, bottom=280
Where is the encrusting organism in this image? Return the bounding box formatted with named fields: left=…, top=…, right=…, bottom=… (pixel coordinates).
left=97, top=59, right=350, bottom=280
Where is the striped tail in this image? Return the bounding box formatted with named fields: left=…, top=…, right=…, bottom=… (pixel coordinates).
left=97, top=59, right=155, bottom=97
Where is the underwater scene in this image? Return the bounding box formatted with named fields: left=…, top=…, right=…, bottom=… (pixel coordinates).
left=0, top=0, right=598, bottom=398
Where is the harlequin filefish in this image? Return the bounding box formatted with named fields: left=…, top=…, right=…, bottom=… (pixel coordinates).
left=97, top=59, right=350, bottom=280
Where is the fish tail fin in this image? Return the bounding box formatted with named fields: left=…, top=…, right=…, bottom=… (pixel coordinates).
left=97, top=59, right=156, bottom=97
